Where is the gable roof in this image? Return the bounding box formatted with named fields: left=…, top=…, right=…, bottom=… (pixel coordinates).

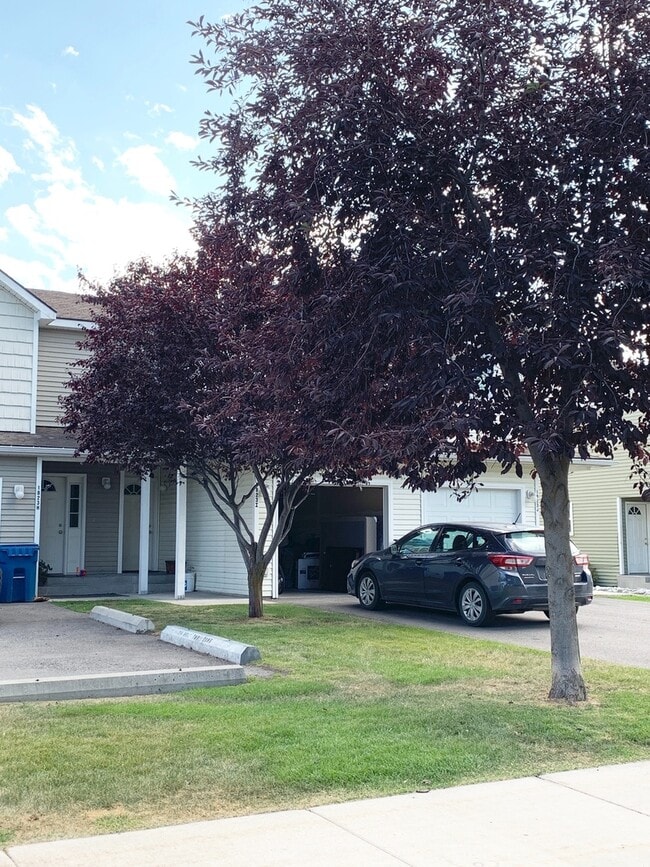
left=0, top=268, right=96, bottom=323
left=0, top=268, right=57, bottom=319
left=28, top=288, right=96, bottom=322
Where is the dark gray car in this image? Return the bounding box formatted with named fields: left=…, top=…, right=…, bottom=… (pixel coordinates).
left=346, top=523, right=593, bottom=626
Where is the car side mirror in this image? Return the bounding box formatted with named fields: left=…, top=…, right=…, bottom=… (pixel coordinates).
left=390, top=543, right=399, bottom=556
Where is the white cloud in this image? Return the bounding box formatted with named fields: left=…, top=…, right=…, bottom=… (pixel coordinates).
left=0, top=252, right=79, bottom=293
left=147, top=102, right=173, bottom=117
left=91, top=156, right=105, bottom=171
left=62, top=46, right=79, bottom=57
left=116, top=144, right=176, bottom=196
left=0, top=145, right=21, bottom=184
left=12, top=105, right=81, bottom=187
left=165, top=131, right=197, bottom=152
left=0, top=107, right=194, bottom=292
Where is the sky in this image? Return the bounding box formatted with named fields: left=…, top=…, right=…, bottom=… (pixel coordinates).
left=0, top=0, right=245, bottom=293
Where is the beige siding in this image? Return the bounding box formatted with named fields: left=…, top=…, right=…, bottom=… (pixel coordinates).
left=36, top=328, right=87, bottom=426
left=0, top=457, right=37, bottom=542
left=569, top=457, right=629, bottom=586
left=186, top=476, right=250, bottom=596
left=0, top=285, right=34, bottom=433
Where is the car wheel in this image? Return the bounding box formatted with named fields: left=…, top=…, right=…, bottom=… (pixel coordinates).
left=357, top=572, right=383, bottom=610
left=458, top=581, right=493, bottom=627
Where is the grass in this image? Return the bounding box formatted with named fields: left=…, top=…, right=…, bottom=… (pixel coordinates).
left=600, top=594, right=650, bottom=603
left=0, top=599, right=649, bottom=846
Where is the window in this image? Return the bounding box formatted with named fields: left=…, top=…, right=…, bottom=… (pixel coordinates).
left=124, top=484, right=141, bottom=496
left=399, top=527, right=438, bottom=555
left=434, top=528, right=488, bottom=552
left=69, top=483, right=80, bottom=528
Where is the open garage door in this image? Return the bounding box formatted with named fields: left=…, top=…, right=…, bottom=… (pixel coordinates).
left=281, top=485, right=386, bottom=592
left=423, top=487, right=522, bottom=525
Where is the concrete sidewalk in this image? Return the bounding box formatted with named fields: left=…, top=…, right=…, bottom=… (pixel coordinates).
left=3, top=761, right=649, bottom=866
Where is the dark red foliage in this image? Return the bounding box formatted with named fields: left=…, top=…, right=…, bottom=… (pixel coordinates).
left=62, top=227, right=359, bottom=617
left=189, top=0, right=650, bottom=695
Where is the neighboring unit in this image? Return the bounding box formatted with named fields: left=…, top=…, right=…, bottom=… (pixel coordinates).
left=569, top=448, right=650, bottom=589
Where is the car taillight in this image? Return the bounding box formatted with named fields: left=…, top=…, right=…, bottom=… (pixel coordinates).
left=574, top=554, right=589, bottom=567
left=487, top=553, right=535, bottom=569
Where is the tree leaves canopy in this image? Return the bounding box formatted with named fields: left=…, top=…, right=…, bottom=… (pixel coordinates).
left=190, top=0, right=650, bottom=490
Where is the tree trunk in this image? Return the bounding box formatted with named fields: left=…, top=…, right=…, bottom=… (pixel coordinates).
left=247, top=560, right=266, bottom=618
left=529, top=446, right=587, bottom=702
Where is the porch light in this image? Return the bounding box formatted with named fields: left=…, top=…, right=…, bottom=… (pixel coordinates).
left=13, top=484, right=25, bottom=499
left=101, top=477, right=112, bottom=490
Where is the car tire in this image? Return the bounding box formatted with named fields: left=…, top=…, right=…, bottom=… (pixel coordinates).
left=357, top=572, right=383, bottom=610
left=458, top=581, right=493, bottom=627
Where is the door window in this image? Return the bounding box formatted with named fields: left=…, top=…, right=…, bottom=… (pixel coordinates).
left=69, top=484, right=80, bottom=528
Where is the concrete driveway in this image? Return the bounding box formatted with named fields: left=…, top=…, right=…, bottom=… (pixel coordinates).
left=0, top=601, right=222, bottom=681
left=284, top=592, right=650, bottom=669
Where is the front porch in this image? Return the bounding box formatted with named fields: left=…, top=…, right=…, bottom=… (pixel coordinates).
left=39, top=571, right=177, bottom=598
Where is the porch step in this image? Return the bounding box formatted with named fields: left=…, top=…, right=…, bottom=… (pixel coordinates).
left=39, top=572, right=176, bottom=598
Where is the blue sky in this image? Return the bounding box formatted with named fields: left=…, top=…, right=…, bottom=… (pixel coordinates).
left=0, top=1, right=244, bottom=292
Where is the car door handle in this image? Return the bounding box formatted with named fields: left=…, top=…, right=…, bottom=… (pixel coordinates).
left=454, top=557, right=463, bottom=565
left=414, top=559, right=423, bottom=565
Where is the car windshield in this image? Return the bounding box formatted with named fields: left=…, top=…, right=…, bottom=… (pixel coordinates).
left=505, top=531, right=579, bottom=556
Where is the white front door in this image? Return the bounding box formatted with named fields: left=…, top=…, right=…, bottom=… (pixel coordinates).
left=40, top=474, right=85, bottom=575
left=122, top=480, right=142, bottom=571
left=40, top=476, right=66, bottom=573
left=625, top=502, right=650, bottom=573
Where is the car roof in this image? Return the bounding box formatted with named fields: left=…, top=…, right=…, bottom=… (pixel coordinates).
left=417, top=522, right=543, bottom=534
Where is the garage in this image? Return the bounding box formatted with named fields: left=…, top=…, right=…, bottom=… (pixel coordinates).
left=422, top=486, right=524, bottom=525
left=280, top=485, right=386, bottom=593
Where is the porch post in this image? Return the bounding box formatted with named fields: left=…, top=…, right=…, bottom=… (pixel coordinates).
left=174, top=468, right=187, bottom=599
left=117, top=470, right=125, bottom=574
left=138, top=474, right=151, bottom=594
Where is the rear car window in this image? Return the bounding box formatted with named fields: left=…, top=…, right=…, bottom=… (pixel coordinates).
left=505, top=531, right=579, bottom=556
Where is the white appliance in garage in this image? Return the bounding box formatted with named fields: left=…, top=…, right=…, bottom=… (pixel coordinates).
left=297, top=553, right=320, bottom=590
left=422, top=487, right=523, bottom=525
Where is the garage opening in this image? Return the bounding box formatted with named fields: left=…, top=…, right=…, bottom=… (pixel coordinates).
left=280, top=485, right=385, bottom=593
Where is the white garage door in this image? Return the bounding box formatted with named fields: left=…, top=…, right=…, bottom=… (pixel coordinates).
left=422, top=487, right=522, bottom=525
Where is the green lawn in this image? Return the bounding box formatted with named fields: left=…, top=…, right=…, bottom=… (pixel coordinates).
left=600, top=594, right=650, bottom=602
left=1, top=600, right=649, bottom=845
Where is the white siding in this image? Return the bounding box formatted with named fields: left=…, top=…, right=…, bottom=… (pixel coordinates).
left=36, top=328, right=87, bottom=426
left=0, top=285, right=34, bottom=433
left=389, top=477, right=423, bottom=542
left=186, top=476, right=250, bottom=596
left=255, top=481, right=275, bottom=596
left=388, top=464, right=536, bottom=543
left=0, top=457, right=38, bottom=542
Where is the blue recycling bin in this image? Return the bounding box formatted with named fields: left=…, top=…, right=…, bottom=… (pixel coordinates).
left=0, top=544, right=39, bottom=603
